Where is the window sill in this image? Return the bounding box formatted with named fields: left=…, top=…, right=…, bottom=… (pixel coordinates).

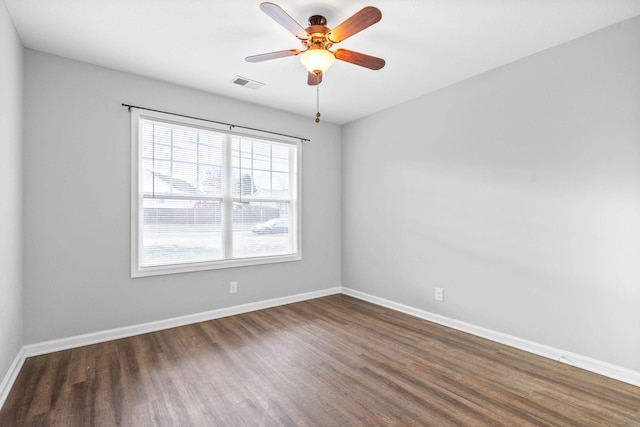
left=131, top=253, right=302, bottom=278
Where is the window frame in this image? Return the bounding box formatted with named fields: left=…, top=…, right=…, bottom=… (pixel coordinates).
left=130, top=109, right=301, bottom=277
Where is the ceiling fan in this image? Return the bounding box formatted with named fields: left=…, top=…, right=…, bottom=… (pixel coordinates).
left=246, top=2, right=386, bottom=86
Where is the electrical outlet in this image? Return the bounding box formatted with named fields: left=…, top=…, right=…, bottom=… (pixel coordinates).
left=435, top=287, right=444, bottom=302
left=230, top=281, right=238, bottom=294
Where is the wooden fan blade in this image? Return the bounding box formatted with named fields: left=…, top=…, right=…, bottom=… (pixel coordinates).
left=334, top=49, right=385, bottom=70
left=326, top=6, right=381, bottom=44
left=307, top=71, right=322, bottom=86
left=260, top=2, right=309, bottom=40
left=246, top=49, right=301, bottom=63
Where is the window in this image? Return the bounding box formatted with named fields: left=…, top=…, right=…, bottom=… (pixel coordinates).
left=130, top=109, right=300, bottom=277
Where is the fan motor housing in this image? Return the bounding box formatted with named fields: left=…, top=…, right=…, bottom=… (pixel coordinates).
left=304, top=16, right=331, bottom=49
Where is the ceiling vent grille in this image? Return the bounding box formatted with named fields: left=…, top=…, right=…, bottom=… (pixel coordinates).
left=231, top=76, right=265, bottom=90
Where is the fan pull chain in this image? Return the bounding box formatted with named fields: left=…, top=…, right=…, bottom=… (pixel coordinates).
left=315, top=73, right=321, bottom=123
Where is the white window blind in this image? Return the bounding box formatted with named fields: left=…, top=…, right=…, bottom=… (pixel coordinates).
left=131, top=109, right=300, bottom=277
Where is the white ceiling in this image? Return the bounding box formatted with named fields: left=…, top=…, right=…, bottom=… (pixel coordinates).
left=5, top=0, right=640, bottom=124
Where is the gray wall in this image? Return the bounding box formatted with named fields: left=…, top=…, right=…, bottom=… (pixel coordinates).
left=343, top=16, right=640, bottom=371
left=23, top=51, right=342, bottom=344
left=0, top=0, right=24, bottom=383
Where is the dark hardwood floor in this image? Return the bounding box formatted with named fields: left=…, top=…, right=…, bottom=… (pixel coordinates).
left=1, top=294, right=638, bottom=426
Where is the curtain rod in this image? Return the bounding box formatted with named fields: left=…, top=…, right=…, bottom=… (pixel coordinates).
left=122, top=103, right=310, bottom=142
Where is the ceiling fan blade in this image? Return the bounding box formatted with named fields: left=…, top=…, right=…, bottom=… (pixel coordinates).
left=326, top=6, right=382, bottom=44
left=307, top=71, right=322, bottom=86
left=260, top=2, right=309, bottom=40
left=334, top=49, right=385, bottom=70
left=246, top=49, right=301, bottom=63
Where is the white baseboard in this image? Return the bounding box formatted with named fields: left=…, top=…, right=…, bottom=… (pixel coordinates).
left=23, top=286, right=342, bottom=358
left=0, top=347, right=26, bottom=410
left=342, top=287, right=640, bottom=388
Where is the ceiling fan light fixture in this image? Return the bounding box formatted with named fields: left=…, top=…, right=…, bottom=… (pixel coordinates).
left=299, top=48, right=335, bottom=74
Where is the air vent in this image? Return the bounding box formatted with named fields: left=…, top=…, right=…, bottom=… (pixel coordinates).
left=231, top=76, right=265, bottom=90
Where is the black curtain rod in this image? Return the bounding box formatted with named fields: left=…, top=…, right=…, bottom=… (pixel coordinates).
left=122, top=103, right=310, bottom=142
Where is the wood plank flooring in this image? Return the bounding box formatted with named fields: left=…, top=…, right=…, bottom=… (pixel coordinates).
left=1, top=294, right=638, bottom=426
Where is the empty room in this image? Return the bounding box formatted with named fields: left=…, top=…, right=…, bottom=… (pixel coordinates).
left=1, top=0, right=639, bottom=425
